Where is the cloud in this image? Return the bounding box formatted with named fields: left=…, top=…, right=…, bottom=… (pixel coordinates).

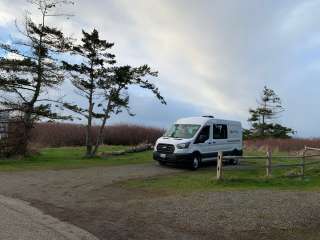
left=1, top=0, right=320, bottom=136
left=0, top=2, right=15, bottom=26
left=0, top=0, right=29, bottom=26
left=5, top=52, right=24, bottom=60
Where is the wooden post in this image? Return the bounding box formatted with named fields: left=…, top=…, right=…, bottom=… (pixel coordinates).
left=301, top=146, right=306, bottom=179
left=266, top=149, right=272, bottom=177
left=217, top=151, right=223, bottom=180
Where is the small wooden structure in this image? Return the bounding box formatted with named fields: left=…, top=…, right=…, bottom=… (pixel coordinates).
left=0, top=110, right=10, bottom=139
left=0, top=109, right=25, bottom=157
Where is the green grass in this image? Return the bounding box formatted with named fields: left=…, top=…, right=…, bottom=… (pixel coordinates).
left=124, top=169, right=320, bottom=192
left=2, top=146, right=320, bottom=191
left=0, top=145, right=153, bottom=171
left=123, top=150, right=320, bottom=192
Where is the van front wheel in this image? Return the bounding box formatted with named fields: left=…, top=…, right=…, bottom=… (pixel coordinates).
left=158, top=161, right=166, bottom=166
left=191, top=154, right=201, bottom=170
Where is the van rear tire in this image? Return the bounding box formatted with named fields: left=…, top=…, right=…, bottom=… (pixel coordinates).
left=229, top=149, right=242, bottom=165
left=229, top=158, right=239, bottom=165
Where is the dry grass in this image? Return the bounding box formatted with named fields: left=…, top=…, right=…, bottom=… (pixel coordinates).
left=30, top=123, right=320, bottom=152
left=245, top=138, right=320, bottom=153
left=30, top=122, right=164, bottom=147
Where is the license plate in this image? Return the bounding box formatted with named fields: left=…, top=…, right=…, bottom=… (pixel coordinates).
left=160, top=154, right=166, bottom=158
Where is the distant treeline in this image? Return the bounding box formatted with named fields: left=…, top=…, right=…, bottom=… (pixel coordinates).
left=31, top=123, right=165, bottom=148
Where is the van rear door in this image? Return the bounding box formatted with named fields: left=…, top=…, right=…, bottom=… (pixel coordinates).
left=227, top=123, right=242, bottom=151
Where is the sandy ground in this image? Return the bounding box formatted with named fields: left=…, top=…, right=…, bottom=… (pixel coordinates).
left=0, top=163, right=320, bottom=240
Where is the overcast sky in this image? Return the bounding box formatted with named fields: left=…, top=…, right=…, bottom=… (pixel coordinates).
left=1, top=0, right=320, bottom=137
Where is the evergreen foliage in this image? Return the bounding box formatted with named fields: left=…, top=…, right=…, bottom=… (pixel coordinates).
left=247, top=86, right=294, bottom=139
left=63, top=29, right=166, bottom=157
left=0, top=0, right=73, bottom=154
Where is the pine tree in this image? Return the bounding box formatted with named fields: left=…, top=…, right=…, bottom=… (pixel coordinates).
left=62, top=29, right=116, bottom=157
left=63, top=29, right=166, bottom=157
left=248, top=86, right=294, bottom=138
left=0, top=0, right=73, bottom=154
left=92, top=65, right=166, bottom=155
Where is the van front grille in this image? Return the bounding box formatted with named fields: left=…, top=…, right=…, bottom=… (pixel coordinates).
left=156, top=143, right=175, bottom=154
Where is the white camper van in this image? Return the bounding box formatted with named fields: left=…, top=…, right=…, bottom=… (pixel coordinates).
left=153, top=116, right=243, bottom=170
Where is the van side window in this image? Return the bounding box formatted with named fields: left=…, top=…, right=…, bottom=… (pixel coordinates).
left=195, top=125, right=210, bottom=143
left=213, top=124, right=228, bottom=139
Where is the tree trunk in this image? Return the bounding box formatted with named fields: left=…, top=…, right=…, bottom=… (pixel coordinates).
left=85, top=58, right=95, bottom=158
left=261, top=100, right=266, bottom=137
left=85, top=124, right=92, bottom=157
left=20, top=110, right=33, bottom=156
left=85, top=102, right=93, bottom=157
left=262, top=114, right=265, bottom=137
left=20, top=11, right=45, bottom=156
left=92, top=100, right=112, bottom=156
left=92, top=115, right=108, bottom=156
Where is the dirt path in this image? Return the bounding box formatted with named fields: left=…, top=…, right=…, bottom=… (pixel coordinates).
left=0, top=194, right=98, bottom=240
left=0, top=164, right=182, bottom=208
left=0, top=164, right=320, bottom=240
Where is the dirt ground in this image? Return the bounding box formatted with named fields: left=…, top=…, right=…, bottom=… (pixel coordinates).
left=0, top=163, right=320, bottom=240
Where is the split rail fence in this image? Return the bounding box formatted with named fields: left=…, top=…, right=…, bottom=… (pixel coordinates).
left=216, top=146, right=320, bottom=180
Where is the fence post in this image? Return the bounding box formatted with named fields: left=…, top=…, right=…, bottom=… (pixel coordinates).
left=217, top=151, right=223, bottom=180
left=301, top=146, right=307, bottom=179
left=266, top=149, right=272, bottom=177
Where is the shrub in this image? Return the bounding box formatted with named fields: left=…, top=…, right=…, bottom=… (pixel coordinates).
left=245, top=138, right=320, bottom=153
left=30, top=122, right=164, bottom=147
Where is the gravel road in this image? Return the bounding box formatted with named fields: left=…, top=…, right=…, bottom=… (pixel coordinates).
left=0, top=163, right=319, bottom=239
left=0, top=194, right=98, bottom=240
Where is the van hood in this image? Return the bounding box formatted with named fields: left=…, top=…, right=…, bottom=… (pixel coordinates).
left=156, top=136, right=192, bottom=145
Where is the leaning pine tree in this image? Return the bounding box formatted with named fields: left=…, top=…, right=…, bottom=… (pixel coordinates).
left=92, top=65, right=167, bottom=156
left=63, top=29, right=166, bottom=157
left=62, top=29, right=116, bottom=157
left=0, top=0, right=73, bottom=154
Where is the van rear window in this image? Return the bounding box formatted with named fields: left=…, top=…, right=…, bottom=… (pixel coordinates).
left=164, top=124, right=201, bottom=139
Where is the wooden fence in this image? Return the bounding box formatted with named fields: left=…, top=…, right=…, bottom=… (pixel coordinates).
left=216, top=146, right=320, bottom=180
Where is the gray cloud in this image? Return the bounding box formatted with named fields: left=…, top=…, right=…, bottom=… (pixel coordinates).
left=1, top=0, right=320, bottom=136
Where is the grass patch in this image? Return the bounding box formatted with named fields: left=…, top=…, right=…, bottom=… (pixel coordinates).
left=124, top=150, right=320, bottom=192
left=124, top=169, right=320, bottom=192
left=2, top=146, right=320, bottom=191
left=0, top=145, right=153, bottom=171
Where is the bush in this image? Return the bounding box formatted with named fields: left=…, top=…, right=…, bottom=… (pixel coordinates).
left=245, top=138, right=320, bottom=152
left=30, top=122, right=164, bottom=148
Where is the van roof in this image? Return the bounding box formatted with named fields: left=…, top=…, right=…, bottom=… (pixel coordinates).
left=176, top=116, right=241, bottom=126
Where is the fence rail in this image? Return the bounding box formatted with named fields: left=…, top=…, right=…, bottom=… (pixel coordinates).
left=216, top=146, right=320, bottom=180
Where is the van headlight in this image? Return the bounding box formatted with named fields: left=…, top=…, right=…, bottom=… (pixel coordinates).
left=176, top=142, right=191, bottom=149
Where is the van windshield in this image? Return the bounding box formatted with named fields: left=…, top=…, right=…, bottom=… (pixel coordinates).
left=164, top=124, right=201, bottom=139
